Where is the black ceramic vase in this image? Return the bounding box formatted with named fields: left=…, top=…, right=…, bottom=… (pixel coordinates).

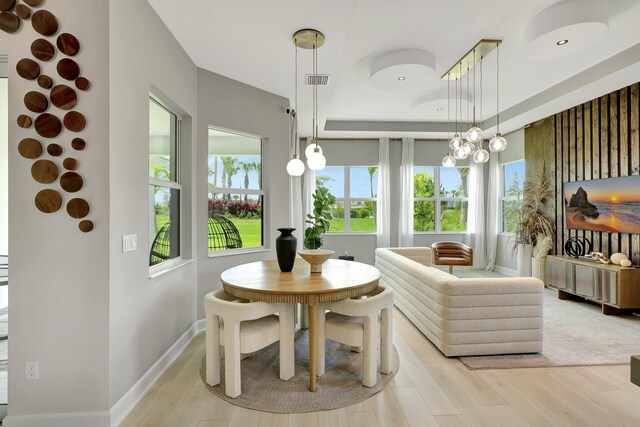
left=276, top=228, right=297, bottom=272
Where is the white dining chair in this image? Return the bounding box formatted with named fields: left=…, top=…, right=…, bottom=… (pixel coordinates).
left=204, top=290, right=295, bottom=398
left=315, top=285, right=394, bottom=387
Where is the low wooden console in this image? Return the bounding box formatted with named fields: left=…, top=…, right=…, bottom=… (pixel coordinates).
left=545, top=255, right=640, bottom=315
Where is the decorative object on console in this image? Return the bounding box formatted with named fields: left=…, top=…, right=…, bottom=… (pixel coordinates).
left=292, top=29, right=326, bottom=171
left=304, top=186, right=335, bottom=250
left=275, top=228, right=297, bottom=272
left=620, top=259, right=632, bottom=267
left=564, top=236, right=592, bottom=258
left=532, top=233, right=553, bottom=281
left=610, top=252, right=628, bottom=265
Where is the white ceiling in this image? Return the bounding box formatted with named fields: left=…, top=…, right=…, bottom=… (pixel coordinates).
left=147, top=0, right=640, bottom=139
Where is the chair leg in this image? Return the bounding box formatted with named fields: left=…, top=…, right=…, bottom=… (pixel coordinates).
left=223, top=319, right=241, bottom=398
left=279, top=305, right=295, bottom=381
left=449, top=265, right=453, bottom=275
left=205, top=313, right=220, bottom=386
left=380, top=306, right=393, bottom=374
left=300, top=303, right=309, bottom=329
left=316, top=308, right=326, bottom=376
left=363, top=314, right=379, bottom=388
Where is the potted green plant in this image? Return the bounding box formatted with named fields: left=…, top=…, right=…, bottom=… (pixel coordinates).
left=304, top=186, right=336, bottom=250
left=512, top=167, right=555, bottom=277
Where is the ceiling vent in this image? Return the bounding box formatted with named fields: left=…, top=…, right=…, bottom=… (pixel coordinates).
left=306, top=74, right=330, bottom=86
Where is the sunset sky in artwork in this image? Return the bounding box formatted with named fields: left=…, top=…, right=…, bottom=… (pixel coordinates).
left=564, top=176, right=640, bottom=203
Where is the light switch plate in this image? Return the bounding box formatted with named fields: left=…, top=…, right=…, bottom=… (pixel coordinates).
left=122, top=234, right=138, bottom=253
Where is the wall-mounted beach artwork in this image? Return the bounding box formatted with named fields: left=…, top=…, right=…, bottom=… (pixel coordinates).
left=564, top=176, right=640, bottom=234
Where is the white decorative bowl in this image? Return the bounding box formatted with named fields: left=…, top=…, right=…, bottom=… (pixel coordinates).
left=298, top=249, right=335, bottom=273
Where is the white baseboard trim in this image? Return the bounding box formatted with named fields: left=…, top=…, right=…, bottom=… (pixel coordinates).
left=109, top=318, right=206, bottom=427
left=493, top=265, right=518, bottom=277
left=3, top=410, right=111, bottom=427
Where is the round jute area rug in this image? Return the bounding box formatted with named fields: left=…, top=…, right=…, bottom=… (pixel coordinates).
left=199, top=328, right=399, bottom=413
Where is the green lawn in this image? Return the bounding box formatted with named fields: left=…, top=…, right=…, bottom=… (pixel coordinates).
left=327, top=218, right=375, bottom=233
left=228, top=218, right=262, bottom=248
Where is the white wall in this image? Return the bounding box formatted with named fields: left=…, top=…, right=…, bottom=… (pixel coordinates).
left=196, top=68, right=290, bottom=319
left=0, top=77, right=7, bottom=256
left=3, top=0, right=111, bottom=423
left=108, top=0, right=199, bottom=407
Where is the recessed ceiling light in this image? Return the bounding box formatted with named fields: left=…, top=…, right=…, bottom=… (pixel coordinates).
left=436, top=107, right=443, bottom=111
left=556, top=39, right=569, bottom=45
left=397, top=76, right=406, bottom=81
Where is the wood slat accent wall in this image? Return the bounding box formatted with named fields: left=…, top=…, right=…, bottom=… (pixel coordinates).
left=525, top=82, right=640, bottom=264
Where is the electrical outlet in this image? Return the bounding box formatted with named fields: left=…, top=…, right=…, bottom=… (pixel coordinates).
left=26, top=361, right=38, bottom=380
left=122, top=234, right=138, bottom=253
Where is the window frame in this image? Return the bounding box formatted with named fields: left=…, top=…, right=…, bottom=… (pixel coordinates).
left=499, top=159, right=525, bottom=235
left=413, top=166, right=469, bottom=234
left=207, top=126, right=266, bottom=256
left=148, top=95, right=184, bottom=275
left=322, top=166, right=378, bottom=235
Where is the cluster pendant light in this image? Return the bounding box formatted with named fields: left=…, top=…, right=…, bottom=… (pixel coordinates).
left=442, top=40, right=507, bottom=166
left=287, top=29, right=327, bottom=176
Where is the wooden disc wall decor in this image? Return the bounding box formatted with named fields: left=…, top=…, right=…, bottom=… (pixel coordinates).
left=31, top=159, right=58, bottom=184
left=63, top=157, right=77, bottom=170
left=35, top=189, right=62, bottom=214
left=79, top=220, right=93, bottom=233
left=16, top=58, right=40, bottom=80
left=17, top=114, right=32, bottom=128
left=18, top=138, right=42, bottom=159
left=56, top=58, right=80, bottom=80
left=30, top=38, right=55, bottom=61
left=56, top=33, right=80, bottom=56
left=66, top=198, right=89, bottom=219
left=50, top=85, right=77, bottom=110
left=0, top=11, right=20, bottom=33
left=34, top=113, right=62, bottom=138
left=74, top=77, right=90, bottom=91
left=60, top=171, right=83, bottom=192
left=24, top=91, right=48, bottom=113
left=31, top=9, right=58, bottom=36
left=37, top=74, right=53, bottom=89
left=24, top=0, right=42, bottom=6
left=0, top=0, right=15, bottom=12
left=71, top=138, right=86, bottom=150
left=47, top=143, right=63, bottom=157
left=63, top=111, right=86, bottom=132
left=15, top=4, right=31, bottom=19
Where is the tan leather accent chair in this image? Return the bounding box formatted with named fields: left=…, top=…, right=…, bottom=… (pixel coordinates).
left=431, top=242, right=473, bottom=275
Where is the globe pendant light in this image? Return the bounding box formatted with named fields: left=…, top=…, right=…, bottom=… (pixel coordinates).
left=293, top=29, right=326, bottom=171
left=442, top=152, right=456, bottom=168
left=489, top=42, right=508, bottom=152
left=453, top=146, right=468, bottom=160
left=473, top=142, right=490, bottom=163
left=287, top=41, right=305, bottom=176
left=466, top=50, right=483, bottom=144
left=449, top=134, right=463, bottom=150
left=463, top=141, right=476, bottom=156
left=286, top=156, right=305, bottom=176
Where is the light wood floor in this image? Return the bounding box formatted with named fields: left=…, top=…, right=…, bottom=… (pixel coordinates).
left=120, top=309, right=640, bottom=427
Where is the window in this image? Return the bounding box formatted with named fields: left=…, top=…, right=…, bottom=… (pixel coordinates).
left=207, top=128, right=264, bottom=253
left=413, top=167, right=469, bottom=233
left=316, top=166, right=378, bottom=233
left=501, top=160, right=525, bottom=233
left=149, top=97, right=181, bottom=267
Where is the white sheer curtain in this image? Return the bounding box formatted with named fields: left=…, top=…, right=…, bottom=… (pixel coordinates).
left=398, top=137, right=414, bottom=247
left=376, top=138, right=390, bottom=248
left=485, top=153, right=499, bottom=270
left=302, top=137, right=315, bottom=250
left=289, top=136, right=303, bottom=250
left=467, top=162, right=486, bottom=269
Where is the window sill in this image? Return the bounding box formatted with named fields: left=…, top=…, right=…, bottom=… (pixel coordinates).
left=208, top=247, right=270, bottom=258
left=148, top=258, right=194, bottom=279
left=498, top=232, right=516, bottom=237
left=325, top=233, right=377, bottom=236
left=414, top=231, right=468, bottom=235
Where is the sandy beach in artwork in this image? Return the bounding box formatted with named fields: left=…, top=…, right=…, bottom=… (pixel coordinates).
left=566, top=208, right=640, bottom=233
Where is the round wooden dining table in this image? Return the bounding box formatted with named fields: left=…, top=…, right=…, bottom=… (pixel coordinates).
left=220, top=258, right=381, bottom=391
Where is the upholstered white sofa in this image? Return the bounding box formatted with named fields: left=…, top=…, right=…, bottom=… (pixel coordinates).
left=375, top=247, right=543, bottom=357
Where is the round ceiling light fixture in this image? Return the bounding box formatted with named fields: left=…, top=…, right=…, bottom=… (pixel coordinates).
left=523, top=0, right=608, bottom=58
left=370, top=49, right=436, bottom=90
